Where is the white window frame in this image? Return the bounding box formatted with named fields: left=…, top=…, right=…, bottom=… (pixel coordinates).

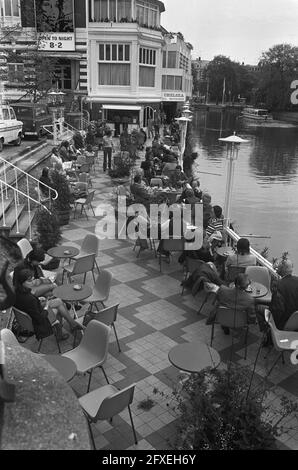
left=99, top=43, right=131, bottom=63
left=98, top=42, right=131, bottom=87
left=136, top=1, right=158, bottom=27
left=0, top=0, right=20, bottom=19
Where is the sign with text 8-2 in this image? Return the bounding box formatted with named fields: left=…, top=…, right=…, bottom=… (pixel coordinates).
left=38, top=33, right=75, bottom=51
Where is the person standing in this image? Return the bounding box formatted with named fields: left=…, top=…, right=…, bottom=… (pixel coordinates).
left=147, top=117, right=154, bottom=139
left=102, top=129, right=114, bottom=172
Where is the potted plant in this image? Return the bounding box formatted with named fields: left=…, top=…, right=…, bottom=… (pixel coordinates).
left=50, top=170, right=72, bottom=226
left=33, top=207, right=61, bottom=269
left=154, top=364, right=298, bottom=450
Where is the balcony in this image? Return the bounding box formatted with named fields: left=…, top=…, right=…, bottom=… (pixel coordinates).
left=88, top=19, right=163, bottom=40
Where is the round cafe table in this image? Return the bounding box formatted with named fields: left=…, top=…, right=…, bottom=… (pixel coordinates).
left=53, top=283, right=92, bottom=319
left=168, top=341, right=221, bottom=374
left=247, top=281, right=268, bottom=299
left=215, top=246, right=235, bottom=258
left=42, top=354, right=77, bottom=383
left=229, top=280, right=268, bottom=299
left=47, top=245, right=80, bottom=260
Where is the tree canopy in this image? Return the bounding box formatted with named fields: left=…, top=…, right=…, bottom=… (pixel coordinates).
left=204, top=55, right=256, bottom=103
left=256, top=44, right=298, bottom=110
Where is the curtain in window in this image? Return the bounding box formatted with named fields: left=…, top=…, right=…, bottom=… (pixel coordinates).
left=94, top=0, right=100, bottom=20
left=110, top=0, right=116, bottom=20
left=4, top=0, right=11, bottom=16
left=98, top=63, right=130, bottom=85
left=12, top=0, right=18, bottom=16
left=139, top=66, right=155, bottom=87
left=118, top=0, right=131, bottom=21
left=167, top=52, right=177, bottom=68
left=175, top=76, right=182, bottom=90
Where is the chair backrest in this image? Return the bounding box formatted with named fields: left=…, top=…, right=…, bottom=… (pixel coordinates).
left=264, top=309, right=283, bottom=350
left=79, top=163, right=91, bottom=174
left=162, top=238, right=184, bottom=252
left=72, top=254, right=96, bottom=275
left=245, top=266, right=271, bottom=290
left=73, top=182, right=88, bottom=192
left=226, top=265, right=246, bottom=283
left=97, top=383, right=136, bottom=421
left=150, top=178, right=163, bottom=188
left=79, top=319, right=111, bottom=364
left=216, top=306, right=248, bottom=328
left=0, top=328, right=19, bottom=346
left=12, top=307, right=34, bottom=333
left=94, top=270, right=113, bottom=299
left=17, top=238, right=33, bottom=259
left=85, top=191, right=95, bottom=205
left=81, top=234, right=99, bottom=256
left=90, top=304, right=119, bottom=326
left=86, top=155, right=95, bottom=166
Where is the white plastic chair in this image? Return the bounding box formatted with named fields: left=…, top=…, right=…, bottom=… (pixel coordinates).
left=73, top=191, right=96, bottom=219
left=83, top=270, right=113, bottom=310
left=62, top=320, right=111, bottom=392
left=76, top=304, right=121, bottom=352
left=150, top=177, right=163, bottom=188
left=79, top=383, right=137, bottom=449
left=264, top=309, right=298, bottom=376
left=72, top=234, right=100, bottom=274
left=62, top=253, right=97, bottom=284
left=17, top=238, right=33, bottom=259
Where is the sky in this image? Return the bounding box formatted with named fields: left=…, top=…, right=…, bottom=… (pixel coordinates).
left=161, top=0, right=298, bottom=64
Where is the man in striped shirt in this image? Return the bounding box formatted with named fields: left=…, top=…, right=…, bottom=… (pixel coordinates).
left=205, top=205, right=224, bottom=239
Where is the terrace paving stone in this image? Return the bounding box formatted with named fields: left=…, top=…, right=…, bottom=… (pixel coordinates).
left=6, top=142, right=298, bottom=451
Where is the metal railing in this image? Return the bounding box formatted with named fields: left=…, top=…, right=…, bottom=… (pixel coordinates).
left=224, top=226, right=279, bottom=280
left=0, top=155, right=58, bottom=206
left=0, top=177, right=51, bottom=240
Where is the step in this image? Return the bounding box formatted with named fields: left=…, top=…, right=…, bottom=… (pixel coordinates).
left=0, top=198, right=13, bottom=222
left=9, top=209, right=36, bottom=239
left=1, top=203, right=25, bottom=230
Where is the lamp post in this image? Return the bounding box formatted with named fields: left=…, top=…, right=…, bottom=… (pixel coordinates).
left=219, top=132, right=249, bottom=228
left=175, top=116, right=192, bottom=167
left=47, top=85, right=65, bottom=146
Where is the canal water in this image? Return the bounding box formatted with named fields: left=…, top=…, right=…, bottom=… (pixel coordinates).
left=191, top=109, right=298, bottom=268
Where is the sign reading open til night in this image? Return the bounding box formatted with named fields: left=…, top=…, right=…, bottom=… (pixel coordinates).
left=35, top=0, right=75, bottom=51
left=38, top=33, right=75, bottom=51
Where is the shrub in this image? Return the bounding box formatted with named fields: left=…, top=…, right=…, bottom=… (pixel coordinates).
left=33, top=207, right=62, bottom=251
left=50, top=170, right=72, bottom=212
left=154, top=364, right=297, bottom=450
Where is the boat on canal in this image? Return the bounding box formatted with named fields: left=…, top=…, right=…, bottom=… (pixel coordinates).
left=241, top=107, right=273, bottom=121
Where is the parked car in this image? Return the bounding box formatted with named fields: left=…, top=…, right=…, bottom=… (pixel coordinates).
left=0, top=104, right=23, bottom=151
left=11, top=103, right=52, bottom=139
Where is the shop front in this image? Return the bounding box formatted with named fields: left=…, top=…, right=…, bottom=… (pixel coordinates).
left=102, top=105, right=142, bottom=136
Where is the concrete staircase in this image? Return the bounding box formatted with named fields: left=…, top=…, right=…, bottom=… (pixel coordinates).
left=0, top=140, right=56, bottom=241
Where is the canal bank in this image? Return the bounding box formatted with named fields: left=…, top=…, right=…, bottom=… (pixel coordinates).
left=189, top=108, right=298, bottom=268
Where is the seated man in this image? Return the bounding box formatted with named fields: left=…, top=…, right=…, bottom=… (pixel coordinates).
left=130, top=174, right=152, bottom=207
left=169, top=165, right=188, bottom=189
left=206, top=273, right=256, bottom=333
left=268, top=259, right=298, bottom=331
left=205, top=205, right=224, bottom=239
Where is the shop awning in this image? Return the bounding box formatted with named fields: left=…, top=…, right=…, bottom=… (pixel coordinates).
left=102, top=105, right=141, bottom=111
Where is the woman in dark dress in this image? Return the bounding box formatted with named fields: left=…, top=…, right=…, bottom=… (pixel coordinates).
left=14, top=269, right=82, bottom=340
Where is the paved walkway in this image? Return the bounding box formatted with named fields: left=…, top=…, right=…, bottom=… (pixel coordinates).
left=18, top=144, right=298, bottom=450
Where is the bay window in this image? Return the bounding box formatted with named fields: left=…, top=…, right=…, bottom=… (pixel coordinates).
left=139, top=47, right=156, bottom=87
left=98, top=43, right=131, bottom=86
left=136, top=1, right=158, bottom=27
